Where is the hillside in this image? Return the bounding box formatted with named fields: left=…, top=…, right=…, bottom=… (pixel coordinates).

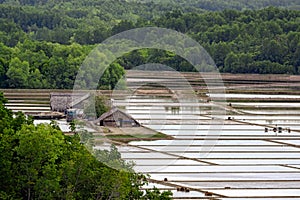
left=15, top=0, right=298, bottom=11
left=127, top=0, right=300, bottom=11
left=1, top=1, right=300, bottom=89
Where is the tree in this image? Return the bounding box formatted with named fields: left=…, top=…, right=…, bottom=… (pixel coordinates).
left=28, top=68, right=44, bottom=88
left=224, top=52, right=239, bottom=73
left=0, top=93, right=172, bottom=199
left=0, top=92, right=7, bottom=104
left=84, top=94, right=109, bottom=119
left=6, top=57, right=29, bottom=88
left=112, top=20, right=135, bottom=35
left=292, top=43, right=300, bottom=73
left=261, top=39, right=287, bottom=64
left=0, top=58, right=7, bottom=88
left=98, top=63, right=125, bottom=90
left=95, top=95, right=109, bottom=118
left=211, top=42, right=231, bottom=67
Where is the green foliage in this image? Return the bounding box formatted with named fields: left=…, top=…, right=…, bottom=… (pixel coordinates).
left=0, top=92, right=31, bottom=132
left=131, top=0, right=300, bottom=11
left=0, top=93, right=172, bottom=199
left=152, top=7, right=300, bottom=74
left=83, top=94, right=109, bottom=118
left=0, top=91, right=7, bottom=104
left=142, top=187, right=173, bottom=200
left=1, top=3, right=300, bottom=89
left=98, top=63, right=125, bottom=90
left=6, top=57, right=29, bottom=88
left=95, top=95, right=109, bottom=118
left=69, top=120, right=76, bottom=132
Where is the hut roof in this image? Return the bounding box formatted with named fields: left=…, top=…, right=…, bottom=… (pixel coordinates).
left=50, top=92, right=90, bottom=111
left=95, top=107, right=140, bottom=124
left=70, top=93, right=90, bottom=107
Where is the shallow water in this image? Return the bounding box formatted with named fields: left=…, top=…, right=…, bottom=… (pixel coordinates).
left=100, top=93, right=300, bottom=198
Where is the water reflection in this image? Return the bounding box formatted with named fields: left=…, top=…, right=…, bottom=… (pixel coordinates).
left=101, top=89, right=300, bottom=198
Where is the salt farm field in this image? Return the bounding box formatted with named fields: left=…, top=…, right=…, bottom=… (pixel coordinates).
left=3, top=71, right=300, bottom=199
left=115, top=71, right=300, bottom=199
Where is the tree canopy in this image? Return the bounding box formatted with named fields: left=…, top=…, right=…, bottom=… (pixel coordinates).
left=0, top=92, right=172, bottom=199
left=1, top=3, right=300, bottom=89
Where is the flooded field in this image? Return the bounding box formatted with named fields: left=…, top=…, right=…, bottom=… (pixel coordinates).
left=113, top=71, right=300, bottom=199
left=3, top=71, right=300, bottom=199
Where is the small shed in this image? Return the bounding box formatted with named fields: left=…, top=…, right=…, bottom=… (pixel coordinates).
left=94, top=107, right=140, bottom=127
left=50, top=92, right=90, bottom=112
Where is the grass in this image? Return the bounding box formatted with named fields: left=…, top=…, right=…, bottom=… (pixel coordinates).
left=106, top=132, right=171, bottom=142
left=92, top=128, right=172, bottom=144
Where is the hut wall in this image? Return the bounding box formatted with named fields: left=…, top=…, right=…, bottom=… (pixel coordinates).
left=101, top=110, right=139, bottom=127
left=103, top=120, right=117, bottom=127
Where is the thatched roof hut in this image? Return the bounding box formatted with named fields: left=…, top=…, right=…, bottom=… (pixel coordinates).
left=50, top=92, right=90, bottom=112
left=94, top=107, right=140, bottom=127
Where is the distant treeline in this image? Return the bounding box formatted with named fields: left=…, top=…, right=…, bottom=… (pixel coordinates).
left=1, top=3, right=300, bottom=88
left=154, top=7, right=300, bottom=74
left=130, top=0, right=300, bottom=11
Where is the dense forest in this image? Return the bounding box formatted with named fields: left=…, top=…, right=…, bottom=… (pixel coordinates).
left=130, top=0, right=300, bottom=11
left=0, top=92, right=172, bottom=199
left=0, top=1, right=300, bottom=89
